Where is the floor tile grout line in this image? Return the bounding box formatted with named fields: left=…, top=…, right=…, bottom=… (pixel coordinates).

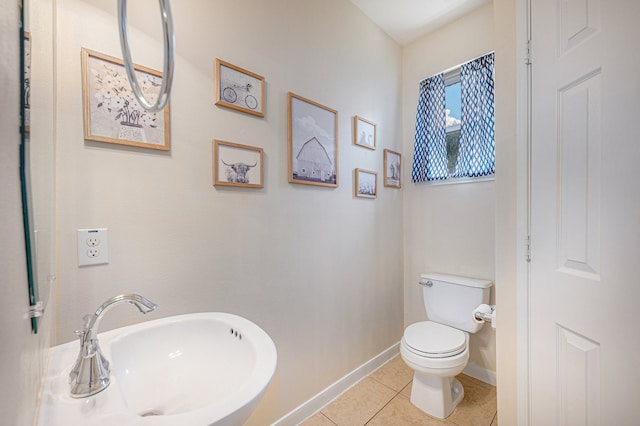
left=314, top=374, right=395, bottom=425
left=317, top=376, right=404, bottom=426
left=362, top=388, right=403, bottom=426
left=363, top=375, right=415, bottom=425
left=368, top=374, right=412, bottom=395
left=319, top=411, right=339, bottom=426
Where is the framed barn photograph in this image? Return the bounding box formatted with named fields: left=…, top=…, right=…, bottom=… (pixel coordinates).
left=81, top=48, right=170, bottom=150
left=354, top=115, right=376, bottom=150
left=383, top=149, right=402, bottom=188
left=355, top=168, right=377, bottom=199
left=288, top=92, right=338, bottom=187
left=215, top=59, right=265, bottom=117
left=213, top=139, right=264, bottom=188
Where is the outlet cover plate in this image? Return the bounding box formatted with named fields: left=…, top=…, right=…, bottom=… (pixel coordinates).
left=77, top=228, right=109, bottom=266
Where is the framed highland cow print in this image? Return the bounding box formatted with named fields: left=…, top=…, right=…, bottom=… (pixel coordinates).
left=213, top=139, right=264, bottom=188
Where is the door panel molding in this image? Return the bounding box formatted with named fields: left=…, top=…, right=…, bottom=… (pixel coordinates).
left=556, top=324, right=601, bottom=425
left=556, top=68, right=601, bottom=280
left=559, top=0, right=601, bottom=54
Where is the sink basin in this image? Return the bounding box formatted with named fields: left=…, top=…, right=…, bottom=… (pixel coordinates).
left=38, top=313, right=277, bottom=425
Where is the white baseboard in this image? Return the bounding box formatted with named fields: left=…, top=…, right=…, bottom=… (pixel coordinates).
left=271, top=343, right=400, bottom=426
left=463, top=361, right=497, bottom=386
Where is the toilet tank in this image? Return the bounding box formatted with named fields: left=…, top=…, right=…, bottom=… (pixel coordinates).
left=421, top=273, right=492, bottom=333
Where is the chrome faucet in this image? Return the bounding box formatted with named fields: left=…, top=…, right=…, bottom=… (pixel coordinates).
left=68, top=294, right=157, bottom=398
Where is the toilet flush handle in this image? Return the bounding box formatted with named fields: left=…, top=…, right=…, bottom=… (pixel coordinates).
left=418, top=279, right=433, bottom=287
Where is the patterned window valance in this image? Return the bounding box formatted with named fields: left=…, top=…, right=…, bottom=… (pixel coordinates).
left=411, top=52, right=495, bottom=183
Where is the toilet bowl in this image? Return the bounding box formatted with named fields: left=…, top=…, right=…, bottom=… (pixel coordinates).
left=401, top=273, right=492, bottom=419
left=400, top=321, right=469, bottom=419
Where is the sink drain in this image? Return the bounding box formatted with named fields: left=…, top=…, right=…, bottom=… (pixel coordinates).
left=140, top=410, right=164, bottom=417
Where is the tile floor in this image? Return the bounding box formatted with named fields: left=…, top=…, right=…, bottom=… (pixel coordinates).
left=300, top=355, right=497, bottom=426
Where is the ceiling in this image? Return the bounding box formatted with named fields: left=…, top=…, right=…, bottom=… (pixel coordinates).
left=350, top=0, right=491, bottom=46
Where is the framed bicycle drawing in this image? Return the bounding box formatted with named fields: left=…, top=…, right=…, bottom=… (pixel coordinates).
left=215, top=59, right=265, bottom=117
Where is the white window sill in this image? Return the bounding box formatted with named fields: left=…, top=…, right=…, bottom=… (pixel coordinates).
left=416, top=175, right=495, bottom=187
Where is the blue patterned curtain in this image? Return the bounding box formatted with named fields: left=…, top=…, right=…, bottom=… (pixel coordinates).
left=411, top=74, right=448, bottom=182
left=453, top=53, right=495, bottom=177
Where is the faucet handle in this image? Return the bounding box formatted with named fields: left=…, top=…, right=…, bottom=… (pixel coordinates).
left=73, top=329, right=89, bottom=353
left=82, top=314, right=92, bottom=328
left=74, top=314, right=93, bottom=343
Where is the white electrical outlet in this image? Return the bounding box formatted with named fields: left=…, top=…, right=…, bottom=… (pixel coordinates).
left=77, top=228, right=109, bottom=266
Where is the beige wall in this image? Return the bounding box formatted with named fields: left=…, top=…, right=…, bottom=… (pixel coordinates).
left=54, top=0, right=404, bottom=422
left=401, top=3, right=497, bottom=379
left=4, top=0, right=523, bottom=423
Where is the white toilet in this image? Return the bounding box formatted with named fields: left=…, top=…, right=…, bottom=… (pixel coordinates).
left=400, top=273, right=492, bottom=419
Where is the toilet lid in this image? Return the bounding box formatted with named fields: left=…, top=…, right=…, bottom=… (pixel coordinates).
left=404, top=321, right=467, bottom=357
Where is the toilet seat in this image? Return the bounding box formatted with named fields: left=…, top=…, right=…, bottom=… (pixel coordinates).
left=403, top=321, right=467, bottom=358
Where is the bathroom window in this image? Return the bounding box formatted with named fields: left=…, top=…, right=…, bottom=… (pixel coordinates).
left=445, top=71, right=461, bottom=175
left=411, top=52, right=495, bottom=184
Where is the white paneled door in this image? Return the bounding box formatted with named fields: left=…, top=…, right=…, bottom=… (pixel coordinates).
left=530, top=0, right=640, bottom=424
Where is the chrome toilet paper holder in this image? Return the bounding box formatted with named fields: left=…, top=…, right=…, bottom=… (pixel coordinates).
left=473, top=304, right=496, bottom=328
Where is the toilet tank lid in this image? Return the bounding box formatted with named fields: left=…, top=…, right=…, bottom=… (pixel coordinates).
left=421, top=273, right=493, bottom=289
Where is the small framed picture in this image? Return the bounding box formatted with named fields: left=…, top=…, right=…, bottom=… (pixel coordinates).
left=354, top=116, right=376, bottom=150
left=383, top=149, right=402, bottom=188
left=81, top=48, right=170, bottom=150
left=213, top=139, right=264, bottom=188
left=215, top=59, right=265, bottom=117
left=288, top=92, right=338, bottom=187
left=355, top=168, right=377, bottom=199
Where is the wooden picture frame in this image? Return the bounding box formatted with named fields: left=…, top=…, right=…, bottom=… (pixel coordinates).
left=81, top=48, right=170, bottom=151
left=383, top=149, right=402, bottom=188
left=288, top=92, right=338, bottom=187
left=213, top=139, right=264, bottom=188
left=215, top=59, right=265, bottom=117
left=354, top=115, right=376, bottom=150
left=355, top=168, right=377, bottom=199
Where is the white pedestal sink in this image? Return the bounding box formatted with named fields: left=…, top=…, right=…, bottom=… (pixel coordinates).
left=38, top=313, right=277, bottom=425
